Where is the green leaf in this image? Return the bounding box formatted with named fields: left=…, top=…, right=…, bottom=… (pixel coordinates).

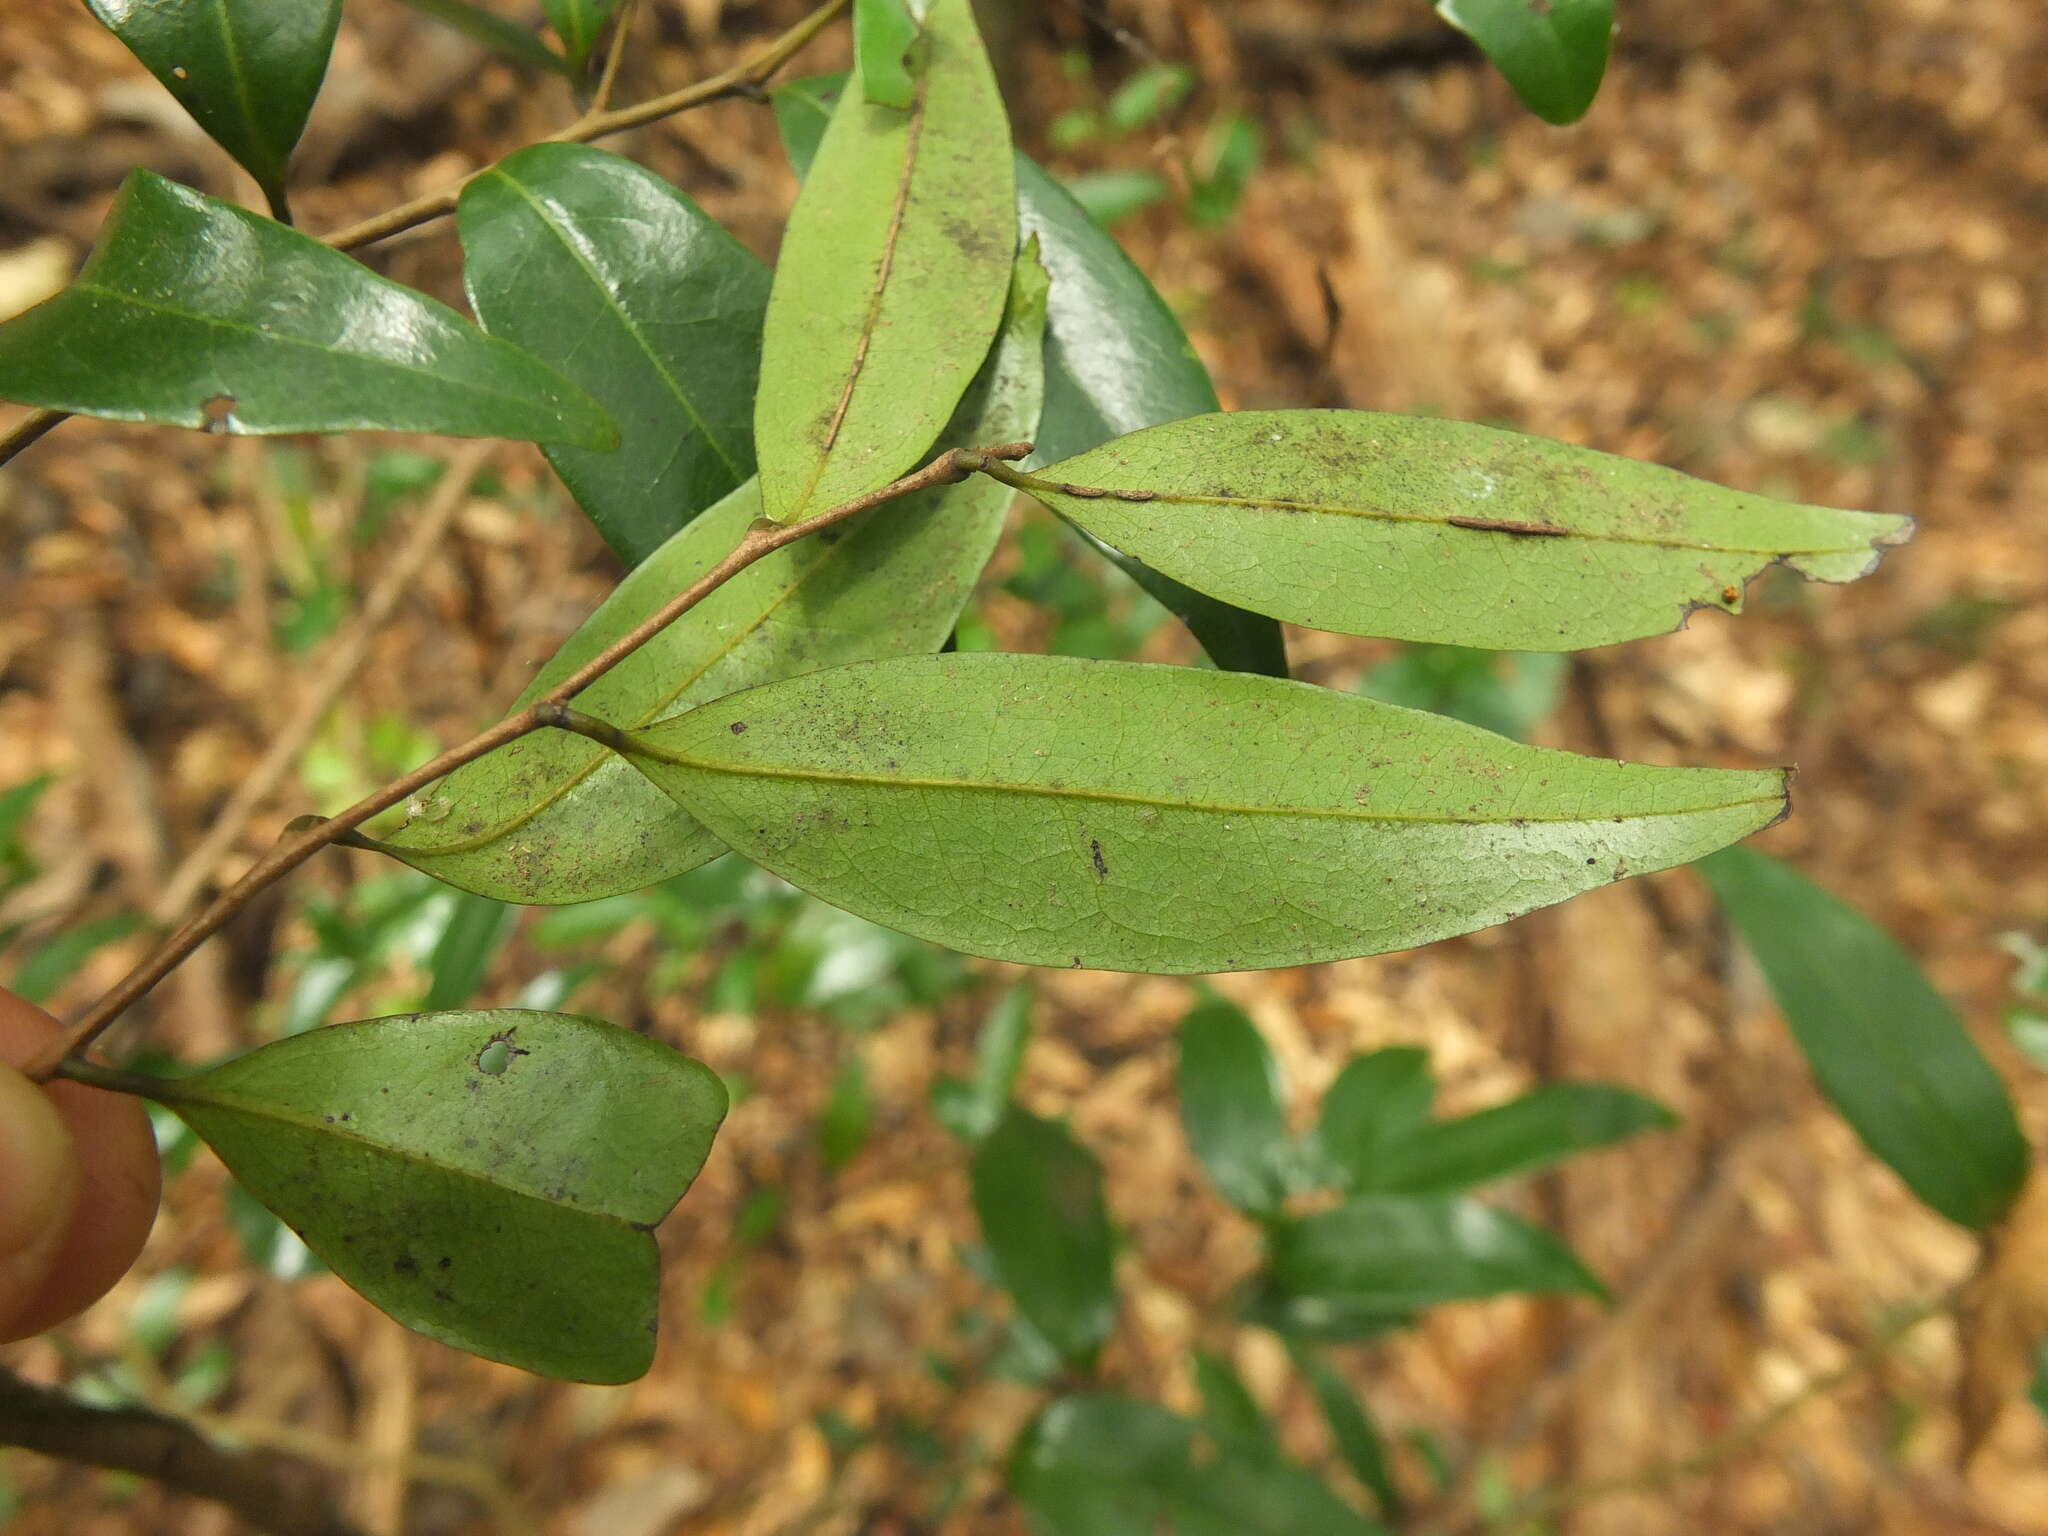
left=1194, top=1350, right=1279, bottom=1459
left=971, top=1108, right=1116, bottom=1366
left=931, top=985, right=1033, bottom=1142
left=1008, top=412, right=1911, bottom=651
left=1178, top=997, right=1290, bottom=1216
left=542, top=0, right=619, bottom=71
left=373, top=247, right=1047, bottom=904
left=458, top=144, right=771, bottom=564
left=397, top=0, right=571, bottom=75
left=1297, top=1351, right=1403, bottom=1519
left=617, top=653, right=1788, bottom=973
left=774, top=76, right=1285, bottom=678
left=422, top=892, right=517, bottom=1010
left=88, top=0, right=342, bottom=217
left=854, top=0, right=921, bottom=108
left=1700, top=847, right=2029, bottom=1230
left=1106, top=63, right=1196, bottom=134
left=1361, top=1083, right=1675, bottom=1196
left=1436, top=0, right=1615, bottom=126
left=1263, top=1196, right=1607, bottom=1333
left=820, top=1057, right=872, bottom=1172
left=1315, top=1048, right=1435, bottom=1190
left=754, top=0, right=1015, bottom=524
left=1012, top=1394, right=1387, bottom=1536
left=0, top=172, right=614, bottom=447
left=143, top=1010, right=726, bottom=1381
left=12, top=913, right=145, bottom=1006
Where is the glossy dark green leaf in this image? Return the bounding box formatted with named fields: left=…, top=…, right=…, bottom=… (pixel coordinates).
left=1360, top=1083, right=1675, bottom=1196
left=971, top=1108, right=1116, bottom=1366
left=1297, top=1351, right=1403, bottom=1519
left=1005, top=412, right=1911, bottom=651
left=618, top=653, right=1787, bottom=973
left=542, top=0, right=618, bottom=71
left=775, top=75, right=1286, bottom=678
left=141, top=1010, right=726, bottom=1381
left=1315, top=1048, right=1435, bottom=1190
left=1178, top=997, right=1290, bottom=1216
left=1012, top=1394, right=1386, bottom=1536
left=931, top=985, right=1033, bottom=1142
left=373, top=249, right=1046, bottom=904
left=458, top=144, right=771, bottom=563
left=88, top=0, right=342, bottom=217
left=1700, top=847, right=2028, bottom=1230
left=1436, top=0, right=1614, bottom=126
left=754, top=0, right=1014, bottom=524
left=1264, top=1196, right=1607, bottom=1331
left=854, top=0, right=920, bottom=108
left=398, top=0, right=570, bottom=74
left=0, top=172, right=614, bottom=447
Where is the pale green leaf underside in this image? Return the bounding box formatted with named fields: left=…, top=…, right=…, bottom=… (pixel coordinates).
left=161, top=1011, right=726, bottom=1382
left=754, top=0, right=1015, bottom=523
left=619, top=653, right=1787, bottom=973
left=1017, top=411, right=1910, bottom=651
left=376, top=254, right=1048, bottom=904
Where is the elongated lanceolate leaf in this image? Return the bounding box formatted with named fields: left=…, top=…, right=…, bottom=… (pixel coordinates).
left=374, top=254, right=1047, bottom=904
left=398, top=0, right=570, bottom=74
left=1297, top=1352, right=1403, bottom=1519
left=616, top=653, right=1788, bottom=973
left=931, top=984, right=1033, bottom=1143
left=775, top=76, right=1287, bottom=678
left=1438, top=0, right=1614, bottom=126
left=1178, top=998, right=1290, bottom=1216
left=1314, top=1048, right=1435, bottom=1190
left=1007, top=411, right=1910, bottom=651
left=1701, top=847, right=2028, bottom=1230
left=147, top=1010, right=726, bottom=1381
left=88, top=0, right=342, bottom=216
left=542, top=0, right=618, bottom=71
left=0, top=173, right=614, bottom=446
left=1358, top=1083, right=1675, bottom=1196
left=1263, top=1196, right=1606, bottom=1335
left=754, top=0, right=1015, bottom=523
left=459, top=144, right=771, bottom=564
left=972, top=1108, right=1116, bottom=1366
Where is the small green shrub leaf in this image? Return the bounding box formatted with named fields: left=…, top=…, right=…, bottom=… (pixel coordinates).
left=754, top=0, right=1014, bottom=524
left=972, top=1108, right=1116, bottom=1366
left=854, top=0, right=921, bottom=108
left=422, top=892, right=518, bottom=1010
left=1700, top=847, right=2029, bottom=1230
left=0, top=172, right=615, bottom=447
left=146, top=1010, right=727, bottom=1382
left=931, top=985, right=1034, bottom=1143
left=1436, top=0, right=1614, bottom=126
left=1012, top=1394, right=1388, bottom=1536
left=398, top=0, right=571, bottom=74
left=458, top=144, right=770, bottom=564
left=375, top=247, right=1046, bottom=904
left=87, top=0, right=342, bottom=215
left=1177, top=998, right=1290, bottom=1216
left=618, top=653, right=1787, bottom=973
left=1009, top=411, right=1910, bottom=651
left=1296, top=1351, right=1403, bottom=1518
left=1264, top=1196, right=1607, bottom=1329
left=1193, top=1350, right=1279, bottom=1459
left=1359, top=1083, right=1675, bottom=1196
left=1314, top=1048, right=1436, bottom=1190
left=542, top=0, right=618, bottom=71
left=774, top=75, right=1286, bottom=677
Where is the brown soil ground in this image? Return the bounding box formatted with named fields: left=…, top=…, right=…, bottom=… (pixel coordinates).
left=2, top=1, right=2047, bottom=1532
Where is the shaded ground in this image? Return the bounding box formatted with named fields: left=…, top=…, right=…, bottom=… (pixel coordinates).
left=1, top=0, right=2046, bottom=1531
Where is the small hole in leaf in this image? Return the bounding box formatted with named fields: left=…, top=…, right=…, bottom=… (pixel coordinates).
left=477, top=1039, right=515, bottom=1075
left=201, top=394, right=238, bottom=432
left=172, top=65, right=190, bottom=80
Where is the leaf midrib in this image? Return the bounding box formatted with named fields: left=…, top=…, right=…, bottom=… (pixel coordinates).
left=646, top=743, right=1784, bottom=827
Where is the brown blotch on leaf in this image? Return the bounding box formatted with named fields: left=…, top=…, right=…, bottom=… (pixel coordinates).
left=1447, top=514, right=1569, bottom=537
left=200, top=394, right=238, bottom=432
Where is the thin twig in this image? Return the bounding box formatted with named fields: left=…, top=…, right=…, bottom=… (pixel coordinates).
left=0, top=0, right=850, bottom=472
left=149, top=442, right=494, bottom=930
left=322, top=0, right=847, bottom=254
left=1431, top=1290, right=1958, bottom=1536
left=583, top=0, right=641, bottom=119
left=28, top=442, right=1030, bottom=1080
left=0, top=1365, right=364, bottom=1536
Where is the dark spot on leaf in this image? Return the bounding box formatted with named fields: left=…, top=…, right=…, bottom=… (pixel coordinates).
left=730, top=721, right=748, bottom=735
left=1090, top=840, right=1108, bottom=878
left=394, top=1252, right=418, bottom=1276
left=438, top=1256, right=452, bottom=1270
